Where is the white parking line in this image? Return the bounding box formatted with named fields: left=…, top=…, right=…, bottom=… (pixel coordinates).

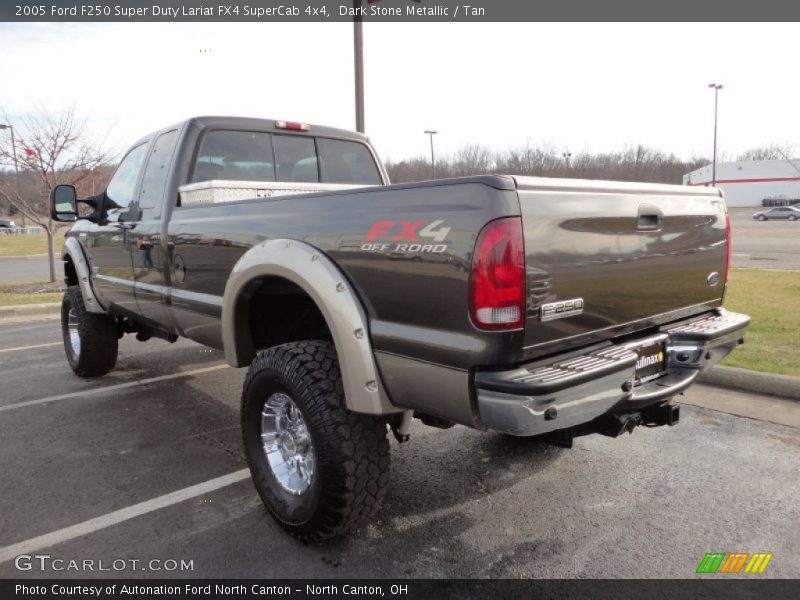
left=0, top=469, right=251, bottom=564
left=0, top=363, right=231, bottom=413
left=0, top=342, right=61, bottom=354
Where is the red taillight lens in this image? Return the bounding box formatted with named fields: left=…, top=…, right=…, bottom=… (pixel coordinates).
left=724, top=212, right=731, bottom=284
left=469, top=217, right=526, bottom=331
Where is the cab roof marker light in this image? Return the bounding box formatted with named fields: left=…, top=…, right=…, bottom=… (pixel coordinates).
left=275, top=121, right=310, bottom=131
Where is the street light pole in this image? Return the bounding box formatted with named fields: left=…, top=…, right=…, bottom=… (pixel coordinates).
left=353, top=1, right=365, bottom=133
left=562, top=152, right=572, bottom=170
left=0, top=123, right=24, bottom=227
left=708, top=83, right=723, bottom=186
left=424, top=130, right=437, bottom=179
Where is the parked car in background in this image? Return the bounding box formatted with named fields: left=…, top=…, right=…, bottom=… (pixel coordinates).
left=0, top=219, right=17, bottom=228
left=752, top=206, right=800, bottom=221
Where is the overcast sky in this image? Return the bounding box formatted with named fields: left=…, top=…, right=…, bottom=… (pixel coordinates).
left=1, top=22, right=798, bottom=163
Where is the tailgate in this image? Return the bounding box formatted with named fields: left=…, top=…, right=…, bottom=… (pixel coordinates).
left=514, top=177, right=728, bottom=356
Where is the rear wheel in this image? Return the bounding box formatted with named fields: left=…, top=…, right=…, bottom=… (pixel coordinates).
left=61, top=286, right=118, bottom=377
left=789, top=215, right=797, bottom=221
left=241, top=340, right=390, bottom=541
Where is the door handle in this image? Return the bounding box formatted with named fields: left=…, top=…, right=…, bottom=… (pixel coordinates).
left=637, top=204, right=663, bottom=231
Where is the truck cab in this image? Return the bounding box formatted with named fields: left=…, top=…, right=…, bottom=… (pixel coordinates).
left=54, top=116, right=387, bottom=337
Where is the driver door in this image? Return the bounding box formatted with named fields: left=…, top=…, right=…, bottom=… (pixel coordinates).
left=89, top=142, right=148, bottom=314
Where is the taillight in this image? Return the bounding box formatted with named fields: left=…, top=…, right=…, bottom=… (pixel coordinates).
left=724, top=212, right=731, bottom=284
left=469, top=217, right=526, bottom=331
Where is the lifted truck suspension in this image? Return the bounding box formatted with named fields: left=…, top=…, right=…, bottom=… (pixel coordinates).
left=116, top=317, right=178, bottom=343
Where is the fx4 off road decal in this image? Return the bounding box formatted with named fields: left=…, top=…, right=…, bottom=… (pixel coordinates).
left=361, top=219, right=451, bottom=254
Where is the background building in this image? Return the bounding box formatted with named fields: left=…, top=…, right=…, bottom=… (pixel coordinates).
left=683, top=159, right=800, bottom=207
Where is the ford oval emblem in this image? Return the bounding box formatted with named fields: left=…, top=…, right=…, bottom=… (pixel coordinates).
left=707, top=271, right=721, bottom=287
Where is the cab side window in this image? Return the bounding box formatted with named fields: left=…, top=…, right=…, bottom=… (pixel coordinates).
left=106, top=143, right=148, bottom=210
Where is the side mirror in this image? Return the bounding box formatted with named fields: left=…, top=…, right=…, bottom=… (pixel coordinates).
left=50, top=185, right=78, bottom=222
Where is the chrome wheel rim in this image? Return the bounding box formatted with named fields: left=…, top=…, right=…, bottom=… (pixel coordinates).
left=67, top=308, right=81, bottom=360
left=261, top=392, right=315, bottom=495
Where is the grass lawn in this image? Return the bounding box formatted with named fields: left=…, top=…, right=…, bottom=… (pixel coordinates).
left=0, top=233, right=65, bottom=257
left=722, top=269, right=800, bottom=377
left=0, top=281, right=64, bottom=306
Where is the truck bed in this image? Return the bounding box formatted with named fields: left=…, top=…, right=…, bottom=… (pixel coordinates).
left=163, top=174, right=727, bottom=372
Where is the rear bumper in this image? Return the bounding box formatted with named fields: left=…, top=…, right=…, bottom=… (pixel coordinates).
left=474, top=309, right=750, bottom=436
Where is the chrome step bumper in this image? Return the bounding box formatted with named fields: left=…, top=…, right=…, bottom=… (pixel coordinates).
left=475, top=309, right=750, bottom=436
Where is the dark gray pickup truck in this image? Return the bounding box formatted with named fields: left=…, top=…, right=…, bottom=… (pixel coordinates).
left=50, top=116, right=749, bottom=540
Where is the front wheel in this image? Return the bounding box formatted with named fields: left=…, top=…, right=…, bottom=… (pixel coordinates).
left=789, top=215, right=797, bottom=221
left=61, top=286, right=118, bottom=377
left=241, top=340, right=390, bottom=541
left=758, top=215, right=767, bottom=221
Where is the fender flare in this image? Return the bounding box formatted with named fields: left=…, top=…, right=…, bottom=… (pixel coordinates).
left=221, top=239, right=399, bottom=415
left=62, top=237, right=106, bottom=314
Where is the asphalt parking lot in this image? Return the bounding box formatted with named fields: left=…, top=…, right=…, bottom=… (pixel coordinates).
left=728, top=207, right=800, bottom=271
left=0, top=313, right=798, bottom=579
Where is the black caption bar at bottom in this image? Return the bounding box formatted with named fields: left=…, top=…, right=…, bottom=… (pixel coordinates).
left=3, top=579, right=799, bottom=600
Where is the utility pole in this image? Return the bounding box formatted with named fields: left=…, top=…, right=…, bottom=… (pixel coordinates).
left=353, top=1, right=365, bottom=133
left=425, top=130, right=438, bottom=179
left=562, top=151, right=572, bottom=170
left=708, top=83, right=723, bottom=186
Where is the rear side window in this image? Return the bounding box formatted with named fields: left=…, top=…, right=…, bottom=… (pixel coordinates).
left=106, top=143, right=148, bottom=209
left=139, top=130, right=178, bottom=218
left=318, top=138, right=381, bottom=184
left=273, top=135, right=319, bottom=182
left=190, top=130, right=382, bottom=186
left=193, top=130, right=275, bottom=182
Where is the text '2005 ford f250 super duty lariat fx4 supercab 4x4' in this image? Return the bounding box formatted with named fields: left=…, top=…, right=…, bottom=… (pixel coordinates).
left=50, top=116, right=750, bottom=541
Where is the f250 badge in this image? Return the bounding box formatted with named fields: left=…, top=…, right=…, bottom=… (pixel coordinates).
left=361, top=219, right=451, bottom=254
left=540, top=298, right=584, bottom=321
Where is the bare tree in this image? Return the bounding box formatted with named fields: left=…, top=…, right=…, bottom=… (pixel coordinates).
left=0, top=105, right=113, bottom=282
left=451, top=144, right=494, bottom=177
left=495, top=140, right=563, bottom=175
left=386, top=141, right=709, bottom=185
left=737, top=144, right=795, bottom=162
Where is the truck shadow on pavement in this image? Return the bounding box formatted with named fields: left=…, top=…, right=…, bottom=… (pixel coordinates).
left=381, top=426, right=566, bottom=518
left=299, top=428, right=569, bottom=577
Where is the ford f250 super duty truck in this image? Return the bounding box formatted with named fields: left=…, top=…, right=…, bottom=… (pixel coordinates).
left=50, top=116, right=750, bottom=541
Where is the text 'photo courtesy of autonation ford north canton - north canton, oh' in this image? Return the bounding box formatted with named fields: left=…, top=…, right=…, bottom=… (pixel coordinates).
left=0, top=2, right=798, bottom=599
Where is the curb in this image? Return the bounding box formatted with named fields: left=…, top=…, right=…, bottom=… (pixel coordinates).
left=698, top=365, right=800, bottom=402
left=0, top=254, right=48, bottom=260
left=0, top=303, right=60, bottom=319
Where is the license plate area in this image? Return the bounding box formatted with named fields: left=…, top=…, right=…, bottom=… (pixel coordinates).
left=628, top=336, right=668, bottom=386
